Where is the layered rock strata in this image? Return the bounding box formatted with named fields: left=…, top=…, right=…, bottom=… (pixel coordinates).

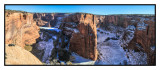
left=5, top=11, right=40, bottom=48
left=61, top=13, right=98, bottom=60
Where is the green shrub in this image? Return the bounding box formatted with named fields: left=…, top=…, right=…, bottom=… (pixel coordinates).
left=5, top=53, right=7, bottom=59
left=66, top=61, right=72, bottom=65
left=42, top=62, right=46, bottom=65
left=24, top=45, right=32, bottom=52
left=55, top=62, right=60, bottom=65
left=60, top=62, right=65, bottom=65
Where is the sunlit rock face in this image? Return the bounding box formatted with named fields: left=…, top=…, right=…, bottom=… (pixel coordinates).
left=5, top=10, right=155, bottom=65
left=5, top=44, right=42, bottom=65
left=5, top=11, right=40, bottom=48
left=33, top=13, right=71, bottom=27
left=33, top=13, right=55, bottom=27
left=61, top=13, right=98, bottom=61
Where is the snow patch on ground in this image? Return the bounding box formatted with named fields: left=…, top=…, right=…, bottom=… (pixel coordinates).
left=37, top=39, right=54, bottom=64
left=96, top=27, right=147, bottom=65
left=97, top=28, right=116, bottom=43
left=71, top=53, right=95, bottom=65
left=65, top=27, right=80, bottom=33
left=55, top=17, right=63, bottom=28
left=52, top=36, right=57, bottom=40
left=39, top=27, right=61, bottom=32
left=150, top=46, right=155, bottom=51
left=71, top=53, right=93, bottom=63
left=96, top=28, right=128, bottom=65
left=126, top=50, right=147, bottom=65
left=97, top=40, right=128, bottom=65
left=120, top=25, right=135, bottom=47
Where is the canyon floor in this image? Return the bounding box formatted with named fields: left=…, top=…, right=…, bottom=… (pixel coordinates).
left=5, top=10, right=155, bottom=65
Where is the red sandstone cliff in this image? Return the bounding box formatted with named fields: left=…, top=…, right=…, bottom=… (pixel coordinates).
left=61, top=13, right=98, bottom=60
left=5, top=10, right=156, bottom=65
left=99, top=15, right=134, bottom=29
left=33, top=13, right=71, bottom=27
left=5, top=11, right=40, bottom=48
left=128, top=18, right=155, bottom=65
left=33, top=13, right=55, bottom=27
left=98, top=15, right=155, bottom=65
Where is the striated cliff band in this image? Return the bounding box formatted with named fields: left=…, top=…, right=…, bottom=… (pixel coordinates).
left=5, top=10, right=155, bottom=65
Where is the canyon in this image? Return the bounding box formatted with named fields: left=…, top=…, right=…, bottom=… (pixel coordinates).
left=5, top=10, right=155, bottom=65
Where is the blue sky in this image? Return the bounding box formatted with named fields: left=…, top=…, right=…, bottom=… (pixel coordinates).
left=5, top=5, right=155, bottom=15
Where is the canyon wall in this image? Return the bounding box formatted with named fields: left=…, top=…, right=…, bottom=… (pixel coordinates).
left=33, top=13, right=71, bottom=27
left=128, top=18, right=156, bottom=65
left=97, top=15, right=155, bottom=65
left=5, top=11, right=40, bottom=48
left=5, top=10, right=156, bottom=65
left=61, top=13, right=98, bottom=60
left=33, top=13, right=55, bottom=27
left=98, top=15, right=136, bottom=30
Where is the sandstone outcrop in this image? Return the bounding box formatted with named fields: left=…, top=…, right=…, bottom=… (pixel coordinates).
left=33, top=13, right=55, bottom=27
left=5, top=11, right=40, bottom=48
left=33, top=13, right=71, bottom=27
left=99, top=15, right=134, bottom=30
left=5, top=10, right=156, bottom=65
left=61, top=13, right=98, bottom=60
left=5, top=44, right=42, bottom=65
left=129, top=18, right=155, bottom=65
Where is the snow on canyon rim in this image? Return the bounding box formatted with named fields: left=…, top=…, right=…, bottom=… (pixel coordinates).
left=37, top=18, right=148, bottom=65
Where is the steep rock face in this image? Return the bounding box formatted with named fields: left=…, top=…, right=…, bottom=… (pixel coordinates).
left=33, top=13, right=55, bottom=27
left=127, top=17, right=156, bottom=65
left=61, top=13, right=98, bottom=60
left=5, top=44, right=42, bottom=65
left=104, top=15, right=119, bottom=25
left=94, top=15, right=105, bottom=27
left=31, top=28, right=66, bottom=63
left=99, top=15, right=155, bottom=65
left=99, top=15, right=135, bottom=30
left=33, top=13, right=71, bottom=27
left=5, top=11, right=40, bottom=48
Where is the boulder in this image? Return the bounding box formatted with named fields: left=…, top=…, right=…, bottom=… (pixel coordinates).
left=5, top=44, right=42, bottom=65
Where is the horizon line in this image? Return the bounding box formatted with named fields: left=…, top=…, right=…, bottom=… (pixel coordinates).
left=5, top=9, right=155, bottom=16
